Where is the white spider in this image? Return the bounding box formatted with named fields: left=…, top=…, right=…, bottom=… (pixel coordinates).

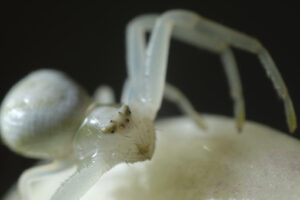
left=0, top=10, right=297, bottom=200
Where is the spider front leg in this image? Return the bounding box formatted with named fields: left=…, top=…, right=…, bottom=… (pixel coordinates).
left=51, top=155, right=111, bottom=200
left=122, top=78, right=208, bottom=129
left=124, top=13, right=245, bottom=130
left=124, top=15, right=209, bottom=128
left=134, top=10, right=295, bottom=132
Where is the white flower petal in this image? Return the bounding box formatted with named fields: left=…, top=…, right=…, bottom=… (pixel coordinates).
left=4, top=115, right=300, bottom=200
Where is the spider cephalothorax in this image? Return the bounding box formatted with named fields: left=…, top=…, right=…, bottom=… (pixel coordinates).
left=74, top=103, right=156, bottom=164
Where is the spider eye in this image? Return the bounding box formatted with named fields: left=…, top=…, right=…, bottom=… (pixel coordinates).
left=101, top=104, right=132, bottom=133
left=101, top=124, right=117, bottom=133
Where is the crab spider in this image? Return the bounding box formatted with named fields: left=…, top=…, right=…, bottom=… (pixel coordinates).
left=0, top=10, right=297, bottom=200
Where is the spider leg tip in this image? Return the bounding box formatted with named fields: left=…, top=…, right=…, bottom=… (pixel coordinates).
left=288, top=122, right=297, bottom=133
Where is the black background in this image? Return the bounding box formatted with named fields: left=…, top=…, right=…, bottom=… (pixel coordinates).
left=0, top=1, right=299, bottom=197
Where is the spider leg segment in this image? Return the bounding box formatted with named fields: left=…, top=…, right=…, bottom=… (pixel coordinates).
left=18, top=159, right=72, bottom=200
left=51, top=156, right=112, bottom=200
left=124, top=14, right=208, bottom=129
left=164, top=83, right=207, bottom=129
left=125, top=10, right=296, bottom=132
left=93, top=85, right=115, bottom=104
left=124, top=12, right=246, bottom=130
left=123, top=15, right=158, bottom=104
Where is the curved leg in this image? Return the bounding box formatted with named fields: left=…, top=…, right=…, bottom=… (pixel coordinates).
left=123, top=14, right=159, bottom=104
left=192, top=12, right=296, bottom=132
left=51, top=156, right=114, bottom=200
left=164, top=83, right=207, bottom=129
left=124, top=13, right=246, bottom=130
left=18, top=159, right=72, bottom=200
left=125, top=14, right=207, bottom=129
left=132, top=10, right=295, bottom=132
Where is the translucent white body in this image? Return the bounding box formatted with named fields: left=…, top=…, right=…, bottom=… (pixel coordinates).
left=74, top=104, right=155, bottom=163
left=0, top=9, right=297, bottom=200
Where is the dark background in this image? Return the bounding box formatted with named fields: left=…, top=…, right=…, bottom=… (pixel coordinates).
left=0, top=1, right=299, bottom=197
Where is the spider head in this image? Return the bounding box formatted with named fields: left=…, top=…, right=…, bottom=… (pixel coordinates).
left=73, top=103, right=156, bottom=166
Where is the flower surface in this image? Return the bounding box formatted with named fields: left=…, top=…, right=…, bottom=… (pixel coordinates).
left=4, top=115, right=300, bottom=200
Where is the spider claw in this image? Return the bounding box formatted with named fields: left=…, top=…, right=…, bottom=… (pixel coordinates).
left=284, top=98, right=297, bottom=133
left=233, top=99, right=245, bottom=133
left=191, top=112, right=207, bottom=130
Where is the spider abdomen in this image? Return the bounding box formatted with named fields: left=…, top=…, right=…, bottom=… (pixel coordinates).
left=0, top=69, right=91, bottom=159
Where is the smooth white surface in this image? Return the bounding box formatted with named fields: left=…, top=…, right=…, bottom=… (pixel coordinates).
left=0, top=69, right=91, bottom=158
left=4, top=115, right=300, bottom=200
